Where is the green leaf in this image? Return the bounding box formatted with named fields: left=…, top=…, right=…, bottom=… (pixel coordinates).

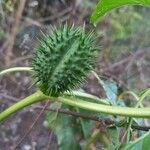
left=122, top=132, right=150, bottom=150
left=101, top=80, right=118, bottom=105
left=76, top=108, right=94, bottom=139
left=45, top=103, right=81, bottom=150
left=91, top=0, right=150, bottom=25
left=107, top=127, right=120, bottom=149
left=92, top=71, right=118, bottom=105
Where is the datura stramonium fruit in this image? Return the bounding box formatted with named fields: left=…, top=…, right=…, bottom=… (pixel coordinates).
left=32, top=25, right=99, bottom=96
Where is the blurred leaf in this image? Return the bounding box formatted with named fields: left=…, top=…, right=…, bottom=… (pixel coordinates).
left=81, top=0, right=96, bottom=9
left=91, top=0, right=150, bottom=25
left=76, top=108, right=94, bottom=139
left=0, top=30, right=5, bottom=40
left=101, top=80, right=118, bottom=105
left=107, top=127, right=120, bottom=149
left=122, top=132, right=150, bottom=150
left=45, top=103, right=81, bottom=150
left=98, top=79, right=118, bottom=105
left=92, top=71, right=118, bottom=105
left=79, top=118, right=93, bottom=139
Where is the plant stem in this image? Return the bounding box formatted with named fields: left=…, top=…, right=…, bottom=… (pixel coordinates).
left=0, top=91, right=46, bottom=122
left=64, top=91, right=110, bottom=105
left=0, top=91, right=150, bottom=123
left=126, top=89, right=150, bottom=142
left=82, top=130, right=100, bottom=150
left=83, top=129, right=110, bottom=150
left=57, top=97, right=150, bottom=118
left=0, top=67, right=32, bottom=76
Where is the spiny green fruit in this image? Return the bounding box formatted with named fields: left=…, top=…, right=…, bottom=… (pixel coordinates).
left=32, top=25, right=99, bottom=96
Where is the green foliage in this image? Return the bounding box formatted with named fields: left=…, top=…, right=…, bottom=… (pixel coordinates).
left=122, top=132, right=150, bottom=150
left=45, top=103, right=81, bottom=150
left=32, top=25, right=99, bottom=96
left=93, top=71, right=118, bottom=105
left=93, top=5, right=150, bottom=90
left=44, top=103, right=94, bottom=150
left=0, top=30, right=5, bottom=40
left=91, top=0, right=150, bottom=24
left=107, top=127, right=120, bottom=149
left=76, top=108, right=94, bottom=138
left=102, top=6, right=150, bottom=60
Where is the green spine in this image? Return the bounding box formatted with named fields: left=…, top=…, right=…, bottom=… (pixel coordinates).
left=32, top=25, right=99, bottom=96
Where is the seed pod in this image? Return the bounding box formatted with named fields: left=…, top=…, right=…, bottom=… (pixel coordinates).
left=32, top=25, right=99, bottom=96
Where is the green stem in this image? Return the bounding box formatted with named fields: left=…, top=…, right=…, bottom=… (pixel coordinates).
left=126, top=89, right=150, bottom=142
left=82, top=130, right=100, bottom=150
left=57, top=97, right=150, bottom=118
left=0, top=67, right=32, bottom=76
left=64, top=91, right=110, bottom=105
left=0, top=91, right=150, bottom=123
left=83, top=130, right=110, bottom=150
left=118, top=91, right=139, bottom=101
left=0, top=91, right=46, bottom=122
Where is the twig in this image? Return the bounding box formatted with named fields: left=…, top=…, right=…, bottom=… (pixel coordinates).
left=131, top=125, right=150, bottom=131
left=5, top=0, right=26, bottom=66
left=13, top=101, right=50, bottom=150
left=35, top=106, right=150, bottom=131
left=38, top=7, right=72, bottom=22
left=0, top=93, right=18, bottom=102
left=46, top=131, right=53, bottom=150
left=101, top=48, right=149, bottom=72
left=24, top=17, right=42, bottom=27
left=9, top=55, right=32, bottom=65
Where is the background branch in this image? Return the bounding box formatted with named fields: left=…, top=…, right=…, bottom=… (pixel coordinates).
left=5, top=0, right=26, bottom=66
left=35, top=106, right=150, bottom=131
